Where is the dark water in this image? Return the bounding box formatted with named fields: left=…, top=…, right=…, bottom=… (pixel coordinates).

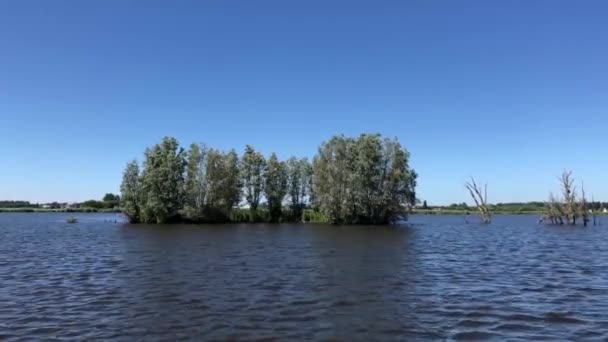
left=1, top=213, right=607, bottom=341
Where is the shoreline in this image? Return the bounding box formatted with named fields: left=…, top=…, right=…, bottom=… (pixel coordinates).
left=412, top=209, right=607, bottom=216
left=4, top=208, right=605, bottom=216
left=0, top=208, right=120, bottom=213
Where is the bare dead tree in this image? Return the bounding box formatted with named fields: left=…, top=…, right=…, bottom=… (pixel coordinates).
left=545, top=192, right=564, bottom=225
left=465, top=177, right=491, bottom=223
left=544, top=170, right=590, bottom=226
left=560, top=171, right=577, bottom=225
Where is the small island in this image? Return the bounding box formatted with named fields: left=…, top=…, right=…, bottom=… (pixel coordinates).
left=119, top=134, right=417, bottom=225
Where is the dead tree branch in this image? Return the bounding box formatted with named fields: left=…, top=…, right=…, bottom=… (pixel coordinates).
left=465, top=177, right=491, bottom=224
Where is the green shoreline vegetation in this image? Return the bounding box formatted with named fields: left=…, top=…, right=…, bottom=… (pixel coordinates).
left=120, top=134, right=417, bottom=225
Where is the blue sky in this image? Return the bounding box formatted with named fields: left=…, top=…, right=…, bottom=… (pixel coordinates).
left=1, top=1, right=607, bottom=204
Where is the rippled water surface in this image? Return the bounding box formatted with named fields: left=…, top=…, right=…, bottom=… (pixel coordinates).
left=1, top=213, right=608, bottom=340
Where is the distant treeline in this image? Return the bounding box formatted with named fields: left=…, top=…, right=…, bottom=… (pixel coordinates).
left=0, top=207, right=120, bottom=213
left=0, top=201, right=39, bottom=208
left=421, top=201, right=608, bottom=213
left=440, top=202, right=548, bottom=213
left=81, top=194, right=120, bottom=209
left=0, top=194, right=120, bottom=211
left=120, top=134, right=418, bottom=225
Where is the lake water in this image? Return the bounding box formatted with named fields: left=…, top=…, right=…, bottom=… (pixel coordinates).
left=1, top=213, right=607, bottom=340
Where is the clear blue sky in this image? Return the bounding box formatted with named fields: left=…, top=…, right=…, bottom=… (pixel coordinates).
left=1, top=1, right=607, bottom=204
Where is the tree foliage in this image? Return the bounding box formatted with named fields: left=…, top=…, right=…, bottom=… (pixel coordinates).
left=223, top=149, right=243, bottom=212
left=183, top=143, right=207, bottom=216
left=119, top=133, right=417, bottom=225
left=181, top=144, right=242, bottom=222
left=101, top=193, right=120, bottom=208
left=241, top=145, right=266, bottom=212
left=139, top=137, right=186, bottom=223
left=0, top=201, right=38, bottom=208
left=286, top=157, right=312, bottom=221
left=312, top=134, right=417, bottom=224
left=103, top=193, right=119, bottom=202
left=264, top=153, right=288, bottom=222
left=120, top=160, right=141, bottom=223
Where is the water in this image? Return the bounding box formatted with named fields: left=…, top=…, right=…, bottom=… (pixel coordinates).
left=1, top=213, right=607, bottom=340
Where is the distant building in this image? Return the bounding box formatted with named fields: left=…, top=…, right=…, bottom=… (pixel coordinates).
left=603, top=208, right=608, bottom=213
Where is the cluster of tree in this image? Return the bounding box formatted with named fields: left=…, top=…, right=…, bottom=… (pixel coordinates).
left=447, top=202, right=470, bottom=210
left=493, top=202, right=546, bottom=212
left=312, top=134, right=417, bottom=224
left=0, top=201, right=38, bottom=208
left=120, top=134, right=417, bottom=225
left=80, top=194, right=121, bottom=209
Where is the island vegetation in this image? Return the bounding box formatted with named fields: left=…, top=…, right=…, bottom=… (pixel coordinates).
left=119, top=134, right=418, bottom=225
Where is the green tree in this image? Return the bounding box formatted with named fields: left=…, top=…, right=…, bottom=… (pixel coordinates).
left=241, top=145, right=265, bottom=212
left=264, top=153, right=288, bottom=222
left=305, top=159, right=315, bottom=210
left=102, top=193, right=120, bottom=208
left=139, top=137, right=186, bottom=223
left=103, top=193, right=119, bottom=202
left=378, top=137, right=417, bottom=223
left=183, top=143, right=208, bottom=220
left=287, top=157, right=302, bottom=206
left=182, top=145, right=241, bottom=222
left=119, top=133, right=416, bottom=225
left=205, top=149, right=229, bottom=211
left=313, top=134, right=416, bottom=224
left=287, top=157, right=312, bottom=221
left=81, top=200, right=104, bottom=209
left=352, top=134, right=384, bottom=222
left=313, top=135, right=355, bottom=224
left=222, top=149, right=242, bottom=211
left=120, top=160, right=141, bottom=223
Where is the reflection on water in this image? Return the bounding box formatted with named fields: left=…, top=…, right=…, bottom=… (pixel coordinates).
left=0, top=213, right=607, bottom=340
